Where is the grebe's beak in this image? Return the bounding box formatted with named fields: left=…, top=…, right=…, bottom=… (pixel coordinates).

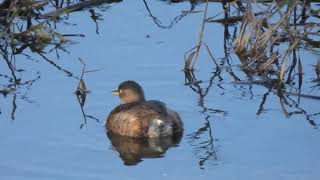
left=112, top=90, right=120, bottom=96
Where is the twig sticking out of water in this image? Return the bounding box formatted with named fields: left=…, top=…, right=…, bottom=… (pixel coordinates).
left=76, top=58, right=88, bottom=106
left=184, top=0, right=209, bottom=71
left=75, top=58, right=100, bottom=129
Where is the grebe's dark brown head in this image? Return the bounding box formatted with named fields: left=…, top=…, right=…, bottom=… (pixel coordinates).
left=112, top=81, right=145, bottom=104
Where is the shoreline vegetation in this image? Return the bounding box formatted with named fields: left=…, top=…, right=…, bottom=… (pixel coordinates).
left=0, top=0, right=319, bottom=124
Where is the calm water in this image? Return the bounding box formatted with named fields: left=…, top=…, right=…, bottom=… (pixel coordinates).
left=0, top=1, right=319, bottom=179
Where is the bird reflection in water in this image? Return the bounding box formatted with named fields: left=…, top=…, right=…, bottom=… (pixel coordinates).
left=106, top=132, right=182, bottom=165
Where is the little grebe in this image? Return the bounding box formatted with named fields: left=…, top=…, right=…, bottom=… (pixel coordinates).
left=105, top=81, right=183, bottom=138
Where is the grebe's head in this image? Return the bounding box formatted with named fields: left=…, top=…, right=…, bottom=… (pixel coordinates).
left=112, top=81, right=145, bottom=104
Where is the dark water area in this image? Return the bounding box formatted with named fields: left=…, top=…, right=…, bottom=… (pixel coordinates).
left=0, top=0, right=320, bottom=179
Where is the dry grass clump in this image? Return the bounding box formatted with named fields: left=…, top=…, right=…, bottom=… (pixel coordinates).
left=234, top=1, right=281, bottom=74
left=234, top=0, right=318, bottom=87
